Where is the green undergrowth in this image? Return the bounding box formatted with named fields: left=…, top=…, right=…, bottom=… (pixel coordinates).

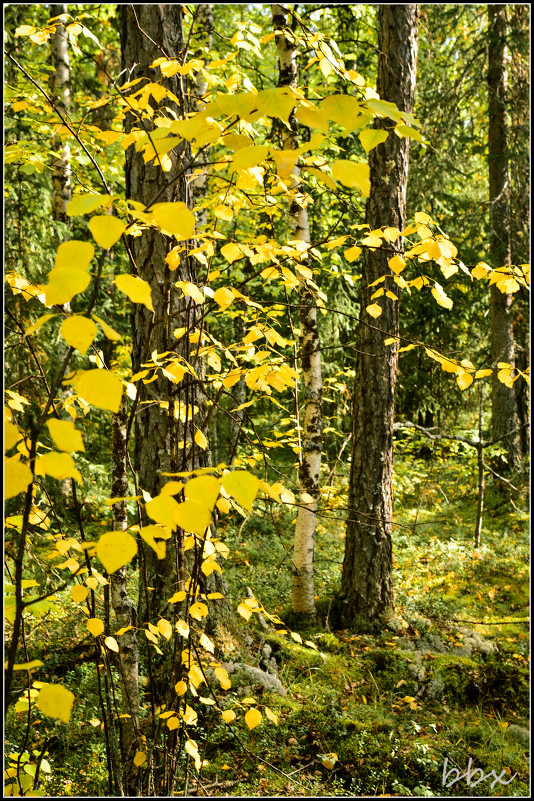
left=209, top=449, right=529, bottom=796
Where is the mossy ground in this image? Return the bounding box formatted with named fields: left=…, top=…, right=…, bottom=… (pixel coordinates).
left=195, top=447, right=529, bottom=797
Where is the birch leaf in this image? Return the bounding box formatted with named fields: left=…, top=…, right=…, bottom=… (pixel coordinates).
left=150, top=202, right=195, bottom=240
left=96, top=531, right=138, bottom=574
left=4, top=457, right=33, bottom=499
left=46, top=419, right=85, bottom=452
left=36, top=683, right=75, bottom=723
left=174, top=500, right=212, bottom=535
left=60, top=315, right=97, bottom=355
left=244, top=708, right=262, bottom=730
left=222, top=471, right=259, bottom=511
left=331, top=160, right=370, bottom=195
left=69, top=369, right=123, bottom=413
left=359, top=128, right=388, bottom=153
left=114, top=274, right=153, bottom=311
left=89, top=215, right=126, bottom=249
left=87, top=618, right=105, bottom=637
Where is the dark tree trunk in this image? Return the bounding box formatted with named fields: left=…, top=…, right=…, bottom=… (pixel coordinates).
left=335, top=5, right=419, bottom=632
left=487, top=4, right=522, bottom=470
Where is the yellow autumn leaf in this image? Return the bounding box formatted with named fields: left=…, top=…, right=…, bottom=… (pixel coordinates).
left=36, top=683, right=75, bottom=723
left=175, top=619, right=189, bottom=638
left=167, top=716, right=181, bottom=730
left=244, top=708, right=262, bottom=730
left=220, top=243, right=243, bottom=264
left=185, top=739, right=201, bottom=771
left=145, top=493, right=180, bottom=528
left=114, top=274, right=153, bottom=311
left=157, top=618, right=173, bottom=640
left=475, top=369, right=492, bottom=379
left=232, top=144, right=270, bottom=171
left=194, top=429, right=209, bottom=450
left=213, top=287, right=235, bottom=310
left=44, top=267, right=91, bottom=307
left=96, top=531, right=138, bottom=574
left=66, top=193, right=111, bottom=217
left=55, top=240, right=95, bottom=271
left=87, top=618, right=105, bottom=637
left=366, top=303, right=382, bottom=318
left=237, top=602, right=252, bottom=621
left=34, top=452, right=82, bottom=484
left=46, top=419, right=85, bottom=453
left=180, top=281, right=205, bottom=304
left=11, top=659, right=43, bottom=671
left=331, top=160, right=370, bottom=195
left=344, top=245, right=362, bottom=262
left=150, top=202, right=195, bottom=240
left=71, top=584, right=88, bottom=603
left=185, top=475, right=220, bottom=511
left=60, top=315, right=97, bottom=356
left=264, top=706, right=278, bottom=725
left=89, top=215, right=126, bottom=249
left=24, top=313, right=58, bottom=336
left=431, top=283, right=453, bottom=310
left=4, top=457, right=33, bottom=499
left=214, top=666, right=231, bottom=690
left=139, top=525, right=167, bottom=560
left=221, top=471, right=259, bottom=511
left=104, top=636, right=119, bottom=652
left=457, top=372, right=474, bottom=391
left=174, top=499, right=212, bottom=535
left=133, top=751, right=146, bottom=767
left=389, top=254, right=406, bottom=275
left=189, top=601, right=208, bottom=621
left=222, top=709, right=236, bottom=723
left=359, top=128, right=388, bottom=153
left=91, top=313, right=122, bottom=341
left=69, top=369, right=123, bottom=413
left=199, top=632, right=214, bottom=653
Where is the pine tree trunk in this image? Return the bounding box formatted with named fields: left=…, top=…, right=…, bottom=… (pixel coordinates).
left=487, top=4, right=522, bottom=470
left=273, top=4, right=322, bottom=621
left=336, top=5, right=419, bottom=632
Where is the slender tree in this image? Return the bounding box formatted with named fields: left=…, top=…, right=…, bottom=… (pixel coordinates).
left=336, top=4, right=419, bottom=632
left=49, top=4, right=71, bottom=222
left=487, top=4, right=522, bottom=470
left=273, top=4, right=322, bottom=621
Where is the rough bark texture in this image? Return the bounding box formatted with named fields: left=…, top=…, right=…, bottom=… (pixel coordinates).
left=110, top=393, right=140, bottom=796
left=273, top=4, right=322, bottom=620
left=487, top=4, right=522, bottom=469
left=336, top=5, right=418, bottom=632
left=49, top=5, right=71, bottom=222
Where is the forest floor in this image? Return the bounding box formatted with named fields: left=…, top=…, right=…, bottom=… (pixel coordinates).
left=6, top=446, right=529, bottom=797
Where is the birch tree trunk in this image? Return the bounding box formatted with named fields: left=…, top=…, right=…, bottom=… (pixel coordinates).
left=487, top=4, right=522, bottom=470
left=336, top=5, right=419, bottom=632
left=49, top=5, right=71, bottom=222
left=273, top=4, right=322, bottom=621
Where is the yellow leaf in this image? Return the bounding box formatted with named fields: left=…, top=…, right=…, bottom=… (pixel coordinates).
left=175, top=680, right=188, bottom=695
left=244, top=708, right=262, bottom=730
left=222, top=471, right=259, bottom=511
left=24, top=313, right=58, bottom=336
left=472, top=262, right=490, bottom=280
left=70, top=369, right=123, bottom=413
left=114, top=274, right=153, bottom=311
left=60, top=315, right=97, bottom=356
left=457, top=372, right=474, bottom=391
left=322, top=753, right=338, bottom=770
left=331, top=160, right=370, bottom=195
left=185, top=739, right=201, bottom=771
left=321, top=94, right=362, bottom=127
left=36, top=683, right=74, bottom=723
left=4, top=457, right=33, bottom=499
left=194, top=429, right=209, bottom=450
left=264, top=706, right=278, bottom=725
left=87, top=618, right=105, bottom=637
left=150, top=202, right=195, bottom=240
left=139, top=525, right=167, bottom=560
left=89, top=215, right=126, bottom=249
left=395, top=123, right=423, bottom=142
left=389, top=254, right=406, bottom=275
left=359, top=128, right=388, bottom=153
left=344, top=245, right=362, bottom=262
left=180, top=281, right=205, bottom=304
left=189, top=601, right=208, bottom=621
left=145, top=493, right=180, bottom=528
left=157, top=618, right=173, bottom=640
left=174, top=499, right=212, bottom=535
left=295, top=102, right=330, bottom=134
left=96, top=531, right=138, bottom=574
left=86, top=576, right=99, bottom=590
left=169, top=590, right=187, bottom=604
left=222, top=709, right=236, bottom=723
left=46, top=419, right=85, bottom=453
left=220, top=243, right=243, bottom=264
left=185, top=475, right=220, bottom=512
left=214, top=666, right=231, bottom=690
left=431, top=283, right=453, bottom=310
left=11, top=659, right=43, bottom=671
left=232, top=144, right=270, bottom=171
left=133, top=751, right=146, bottom=767
left=91, top=314, right=122, bottom=341
left=199, top=632, right=215, bottom=653
left=475, top=369, right=492, bottom=379
left=71, top=584, right=88, bottom=603
left=66, top=193, right=111, bottom=217
left=213, top=287, right=235, bottom=310
left=366, top=303, right=382, bottom=318
left=44, top=267, right=91, bottom=307
left=167, top=716, right=181, bottom=730
left=105, top=636, right=119, bottom=652
left=34, top=451, right=82, bottom=484
left=237, top=602, right=252, bottom=621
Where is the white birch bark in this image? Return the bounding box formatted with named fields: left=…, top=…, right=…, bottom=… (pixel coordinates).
left=273, top=5, right=322, bottom=619
left=49, top=5, right=71, bottom=222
